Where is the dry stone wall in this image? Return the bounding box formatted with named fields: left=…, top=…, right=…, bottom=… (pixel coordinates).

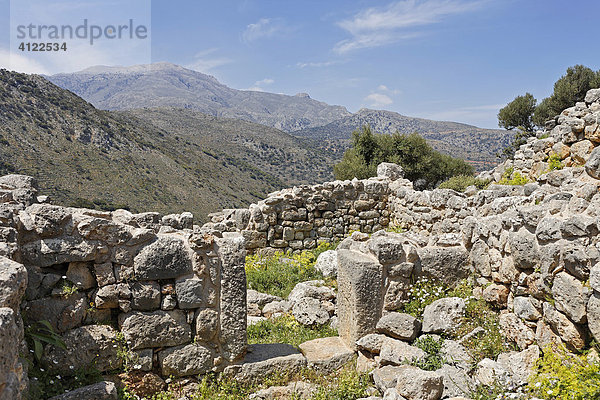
left=336, top=89, right=600, bottom=358
left=0, top=176, right=247, bottom=400
left=204, top=163, right=407, bottom=253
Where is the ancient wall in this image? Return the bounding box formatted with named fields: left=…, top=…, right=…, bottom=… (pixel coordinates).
left=336, top=89, right=600, bottom=355
left=0, top=176, right=247, bottom=399
left=204, top=163, right=406, bottom=253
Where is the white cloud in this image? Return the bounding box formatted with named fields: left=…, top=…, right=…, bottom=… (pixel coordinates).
left=365, top=93, right=393, bottom=107
left=0, top=48, right=50, bottom=74
left=297, top=60, right=340, bottom=68
left=377, top=84, right=401, bottom=95
left=242, top=18, right=285, bottom=42
left=334, top=0, right=484, bottom=53
left=186, top=49, right=232, bottom=73
left=245, top=78, right=275, bottom=92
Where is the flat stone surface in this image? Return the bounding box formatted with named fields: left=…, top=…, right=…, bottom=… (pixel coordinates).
left=118, top=310, right=191, bottom=350
left=299, top=336, right=355, bottom=372
left=224, top=343, right=307, bottom=383
left=133, top=236, right=192, bottom=280
left=158, top=343, right=212, bottom=377
left=376, top=312, right=421, bottom=341
left=48, top=381, right=118, bottom=400
left=379, top=338, right=427, bottom=366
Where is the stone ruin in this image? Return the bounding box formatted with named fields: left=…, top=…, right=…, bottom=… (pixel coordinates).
left=1, top=88, right=600, bottom=399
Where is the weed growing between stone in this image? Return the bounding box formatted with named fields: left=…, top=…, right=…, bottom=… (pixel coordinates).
left=398, top=277, right=472, bottom=318
left=28, top=365, right=103, bottom=399
left=119, top=363, right=371, bottom=400
left=410, top=336, right=445, bottom=371
left=528, top=344, right=600, bottom=400
left=245, top=242, right=336, bottom=298
left=247, top=313, right=337, bottom=347
left=453, top=298, right=516, bottom=364
left=498, top=167, right=530, bottom=185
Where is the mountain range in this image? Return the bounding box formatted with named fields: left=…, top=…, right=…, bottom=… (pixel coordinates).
left=47, top=63, right=512, bottom=167
left=0, top=70, right=335, bottom=220
left=48, top=63, right=351, bottom=133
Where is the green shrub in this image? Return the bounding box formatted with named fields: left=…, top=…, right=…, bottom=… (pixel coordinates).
left=498, top=167, right=530, bottom=185
left=245, top=242, right=336, bottom=298
left=546, top=152, right=564, bottom=171
left=528, top=344, right=600, bottom=400
left=334, top=126, right=474, bottom=189
left=438, top=175, right=490, bottom=192
left=398, top=277, right=448, bottom=318
left=247, top=314, right=337, bottom=347
left=411, top=336, right=445, bottom=371
left=451, top=298, right=515, bottom=364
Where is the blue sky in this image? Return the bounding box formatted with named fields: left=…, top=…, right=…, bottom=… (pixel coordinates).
left=1, top=0, right=600, bottom=129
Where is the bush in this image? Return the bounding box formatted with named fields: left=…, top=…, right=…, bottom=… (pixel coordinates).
left=245, top=242, right=336, bottom=298
left=411, top=336, right=445, bottom=371
left=498, top=167, right=529, bottom=185
left=247, top=314, right=337, bottom=347
left=438, top=175, right=490, bottom=192
left=528, top=344, right=600, bottom=400
left=334, top=126, right=474, bottom=189
left=546, top=152, right=564, bottom=171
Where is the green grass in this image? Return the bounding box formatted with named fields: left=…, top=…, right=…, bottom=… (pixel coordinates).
left=410, top=336, right=445, bottom=371
left=247, top=314, right=338, bottom=348
left=397, top=278, right=472, bottom=318
left=245, top=242, right=336, bottom=298
left=119, top=363, right=371, bottom=400
left=451, top=298, right=516, bottom=365
left=438, top=175, right=490, bottom=192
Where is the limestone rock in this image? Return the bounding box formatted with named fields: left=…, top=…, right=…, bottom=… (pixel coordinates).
left=118, top=310, right=191, bottom=350
left=379, top=338, right=427, bottom=366
left=356, top=333, right=388, bottom=354
left=377, top=163, right=404, bottom=181
left=292, top=297, right=330, bottom=326
left=24, top=292, right=87, bottom=333
left=418, top=247, right=469, bottom=286
left=224, top=343, right=307, bottom=382
left=298, top=336, right=355, bottom=372
left=175, top=278, right=205, bottom=309
left=585, top=146, right=600, bottom=179
left=422, top=297, right=465, bottom=334
left=394, top=365, right=443, bottom=400
left=337, top=249, right=383, bottom=349
left=543, top=302, right=587, bottom=350
left=314, top=250, right=338, bottom=278
left=475, top=358, right=511, bottom=387
left=438, top=365, right=473, bottom=399
left=376, top=312, right=421, bottom=341
left=499, top=312, right=535, bottom=350
left=133, top=236, right=192, bottom=280
left=551, top=272, right=590, bottom=324
left=0, top=257, right=27, bottom=310
left=158, top=343, right=212, bottom=377
left=47, top=381, right=118, bottom=400
left=130, top=281, right=161, bottom=310
left=43, top=325, right=121, bottom=374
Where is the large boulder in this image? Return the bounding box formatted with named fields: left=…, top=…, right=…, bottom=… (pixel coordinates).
left=418, top=247, right=469, bottom=286
left=551, top=272, right=590, bottom=324
left=585, top=146, right=600, bottom=179
left=158, top=343, right=212, bottom=377
left=394, top=365, right=443, bottom=400
left=314, top=250, right=339, bottom=278
left=0, top=257, right=27, bottom=310
left=379, top=338, right=427, bottom=366
left=133, top=236, right=192, bottom=280
left=299, top=336, right=355, bottom=372
left=48, top=381, right=118, bottom=400
left=376, top=312, right=421, bottom=341
left=422, top=297, right=465, bottom=334
left=224, top=343, right=307, bottom=382
left=292, top=297, right=330, bottom=326
left=118, top=310, right=191, bottom=350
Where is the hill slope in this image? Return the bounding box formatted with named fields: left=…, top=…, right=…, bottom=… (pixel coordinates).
left=0, top=70, right=335, bottom=220
left=293, top=108, right=514, bottom=169
left=47, top=63, right=351, bottom=132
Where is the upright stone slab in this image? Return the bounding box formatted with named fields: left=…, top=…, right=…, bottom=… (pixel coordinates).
left=216, top=232, right=247, bottom=361
left=337, top=249, right=383, bottom=349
